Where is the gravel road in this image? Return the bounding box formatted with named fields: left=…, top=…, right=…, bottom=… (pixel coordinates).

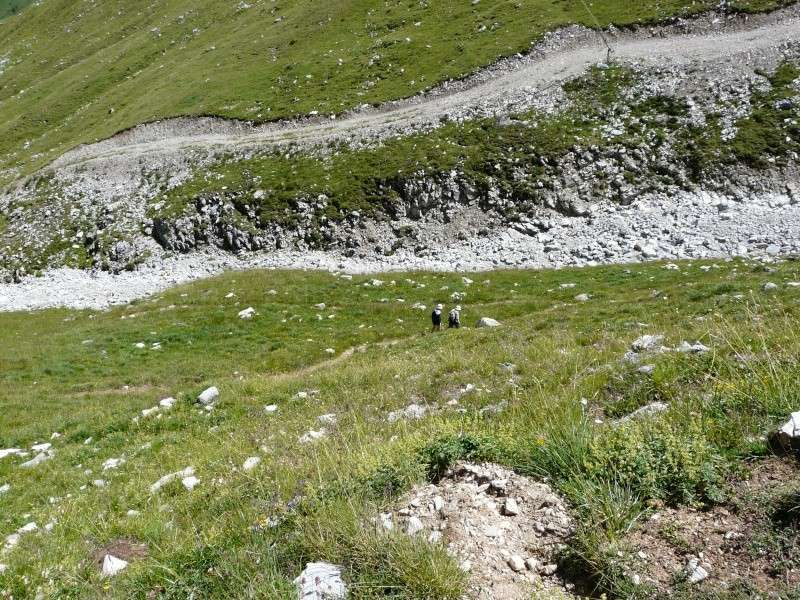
left=53, top=6, right=800, bottom=169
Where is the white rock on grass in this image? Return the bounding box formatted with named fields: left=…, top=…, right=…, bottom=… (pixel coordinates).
left=0, top=449, right=25, bottom=460
left=238, top=307, right=256, bottom=319
left=198, top=387, right=219, bottom=405
left=631, top=334, right=664, bottom=352
left=313, top=303, right=326, bottom=310
left=677, top=341, right=710, bottom=354
left=264, top=404, right=278, bottom=413
left=387, top=403, right=428, bottom=423
left=31, top=443, right=51, bottom=453
left=299, top=429, right=327, bottom=444
left=20, top=451, right=53, bottom=469
left=159, top=397, right=176, bottom=409
left=0, top=564, right=6, bottom=574
left=769, top=411, right=800, bottom=453
left=0, top=484, right=9, bottom=494
left=17, top=522, right=37, bottom=534
left=295, top=562, right=347, bottom=600
left=141, top=406, right=159, bottom=418
left=181, top=475, right=200, bottom=491
left=476, top=317, right=501, bottom=328
left=102, top=458, right=125, bottom=471
left=574, top=293, right=591, bottom=302
left=102, top=554, right=129, bottom=577
left=150, top=467, right=196, bottom=493
left=763, top=282, right=779, bottom=291
left=93, top=479, right=108, bottom=488
left=242, top=456, right=261, bottom=472
left=317, top=414, right=337, bottom=425
left=619, top=402, right=669, bottom=423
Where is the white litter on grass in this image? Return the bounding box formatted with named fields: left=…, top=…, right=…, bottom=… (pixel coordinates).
left=181, top=476, right=200, bottom=491
left=102, top=554, right=129, bottom=577
left=102, top=457, right=125, bottom=471
left=238, top=307, right=256, bottom=319
left=198, top=386, right=219, bottom=405
left=243, top=456, right=261, bottom=472
left=295, top=562, right=347, bottom=600
left=150, top=467, right=195, bottom=493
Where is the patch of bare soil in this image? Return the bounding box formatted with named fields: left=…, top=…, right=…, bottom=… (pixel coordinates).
left=91, top=538, right=148, bottom=571
left=388, top=462, right=577, bottom=599
left=626, top=457, right=800, bottom=595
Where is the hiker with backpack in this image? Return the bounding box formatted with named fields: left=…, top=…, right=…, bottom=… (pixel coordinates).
left=431, top=303, right=443, bottom=332
left=448, top=305, right=461, bottom=329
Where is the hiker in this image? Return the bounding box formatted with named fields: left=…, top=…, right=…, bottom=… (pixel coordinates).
left=431, top=304, right=443, bottom=332
left=448, top=305, right=461, bottom=329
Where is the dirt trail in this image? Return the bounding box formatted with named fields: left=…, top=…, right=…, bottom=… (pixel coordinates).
left=52, top=6, right=800, bottom=170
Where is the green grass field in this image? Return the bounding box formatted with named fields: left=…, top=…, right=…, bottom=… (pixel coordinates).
left=1, top=259, right=800, bottom=597
left=0, top=0, right=790, bottom=183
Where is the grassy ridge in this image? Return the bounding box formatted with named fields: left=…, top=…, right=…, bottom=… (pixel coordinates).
left=1, top=260, right=800, bottom=597
left=0, top=0, right=790, bottom=183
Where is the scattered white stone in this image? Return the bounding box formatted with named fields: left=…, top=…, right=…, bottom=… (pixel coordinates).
left=243, top=456, right=261, bottom=472
left=50, top=432, right=61, bottom=440
left=686, top=558, right=709, bottom=584
left=476, top=317, right=501, bottom=328
left=507, top=555, right=525, bottom=572
left=150, top=467, right=195, bottom=493
left=159, top=397, right=176, bottom=409
left=324, top=348, right=335, bottom=355
left=92, top=479, right=108, bottom=488
left=20, top=452, right=52, bottom=468
left=0, top=449, right=25, bottom=460
left=102, top=554, right=129, bottom=577
left=264, top=404, right=278, bottom=413
left=102, top=458, right=125, bottom=471
left=295, top=562, right=347, bottom=600
left=763, top=282, right=779, bottom=292
left=619, top=402, right=669, bottom=423
left=574, top=293, right=591, bottom=302
left=126, top=509, right=141, bottom=517
left=405, top=516, right=424, bottom=536
left=676, top=341, right=710, bottom=354
left=387, top=403, right=429, bottom=423
left=0, top=484, right=8, bottom=494
left=238, top=307, right=256, bottom=319
left=299, top=429, right=327, bottom=444
left=503, top=498, right=520, bottom=516
left=182, top=475, right=200, bottom=491
left=198, top=386, right=219, bottom=405
left=0, top=564, right=6, bottom=574
left=17, top=522, right=37, bottom=534
left=369, top=279, right=384, bottom=287
left=141, top=406, right=159, bottom=418
left=313, top=303, right=326, bottom=310
left=31, top=443, right=51, bottom=453
left=631, top=334, right=664, bottom=352
left=317, top=414, right=337, bottom=425
left=134, top=342, right=146, bottom=349
left=378, top=512, right=393, bottom=531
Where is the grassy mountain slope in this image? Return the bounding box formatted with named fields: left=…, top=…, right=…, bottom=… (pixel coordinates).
left=0, top=0, right=789, bottom=184
left=0, top=0, right=34, bottom=20
left=1, top=260, right=799, bottom=597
